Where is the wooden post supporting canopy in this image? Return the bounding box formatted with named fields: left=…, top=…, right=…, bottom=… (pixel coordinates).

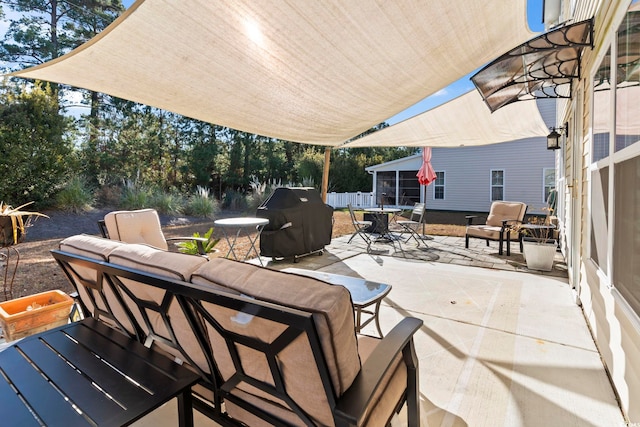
left=321, top=147, right=331, bottom=203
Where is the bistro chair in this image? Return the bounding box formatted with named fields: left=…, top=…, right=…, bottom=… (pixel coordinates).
left=396, top=202, right=428, bottom=246
left=347, top=204, right=373, bottom=252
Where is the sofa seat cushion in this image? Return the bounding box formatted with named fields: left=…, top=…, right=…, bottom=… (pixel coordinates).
left=466, top=224, right=518, bottom=241
left=191, top=258, right=360, bottom=426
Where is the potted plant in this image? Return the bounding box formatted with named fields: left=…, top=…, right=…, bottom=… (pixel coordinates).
left=518, top=214, right=557, bottom=271
left=0, top=202, right=48, bottom=247
left=176, top=227, right=221, bottom=256
left=0, top=289, right=74, bottom=341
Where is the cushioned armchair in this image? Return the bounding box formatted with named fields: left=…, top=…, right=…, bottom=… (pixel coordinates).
left=465, top=201, right=527, bottom=256
left=100, top=208, right=208, bottom=254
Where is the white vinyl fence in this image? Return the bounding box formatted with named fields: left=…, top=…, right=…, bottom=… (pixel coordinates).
left=325, top=192, right=375, bottom=208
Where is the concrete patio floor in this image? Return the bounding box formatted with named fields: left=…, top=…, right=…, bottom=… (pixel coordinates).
left=137, top=235, right=625, bottom=426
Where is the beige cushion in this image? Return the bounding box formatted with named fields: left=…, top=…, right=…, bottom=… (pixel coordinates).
left=221, top=336, right=407, bottom=427
left=60, top=234, right=124, bottom=260
left=191, top=258, right=360, bottom=426
left=486, top=201, right=526, bottom=227
left=108, top=243, right=207, bottom=281
left=467, top=225, right=503, bottom=240
left=104, top=208, right=168, bottom=250
left=108, top=244, right=210, bottom=373
left=466, top=225, right=519, bottom=241
left=58, top=235, right=133, bottom=333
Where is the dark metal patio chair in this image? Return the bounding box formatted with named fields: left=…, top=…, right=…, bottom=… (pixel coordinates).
left=347, top=203, right=373, bottom=252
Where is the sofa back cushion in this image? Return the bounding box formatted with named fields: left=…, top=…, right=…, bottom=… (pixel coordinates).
left=107, top=244, right=210, bottom=374
left=191, top=258, right=360, bottom=426
left=104, top=209, right=168, bottom=250
left=58, top=235, right=134, bottom=333
left=486, top=201, right=527, bottom=227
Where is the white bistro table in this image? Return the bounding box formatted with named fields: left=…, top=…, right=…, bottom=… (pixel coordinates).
left=213, top=217, right=269, bottom=266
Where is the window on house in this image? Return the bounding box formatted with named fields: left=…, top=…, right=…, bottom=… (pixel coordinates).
left=434, top=171, right=445, bottom=200
left=601, top=3, right=640, bottom=318
left=613, top=158, right=639, bottom=314
left=398, top=171, right=420, bottom=205
left=491, top=170, right=504, bottom=201
left=543, top=168, right=556, bottom=204
left=590, top=167, right=609, bottom=274
left=615, top=9, right=640, bottom=154
left=592, top=47, right=611, bottom=163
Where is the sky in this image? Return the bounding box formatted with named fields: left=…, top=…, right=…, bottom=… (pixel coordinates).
left=2, top=0, right=544, bottom=123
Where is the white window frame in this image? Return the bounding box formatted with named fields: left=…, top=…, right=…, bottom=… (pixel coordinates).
left=490, top=169, right=505, bottom=201
left=589, top=3, right=640, bottom=326
left=433, top=171, right=445, bottom=200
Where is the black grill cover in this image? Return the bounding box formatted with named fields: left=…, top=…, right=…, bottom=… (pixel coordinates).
left=256, top=187, right=333, bottom=258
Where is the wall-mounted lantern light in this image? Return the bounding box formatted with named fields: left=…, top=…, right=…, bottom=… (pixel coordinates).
left=547, top=122, right=568, bottom=150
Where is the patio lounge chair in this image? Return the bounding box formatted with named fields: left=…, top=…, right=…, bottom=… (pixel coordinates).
left=347, top=203, right=373, bottom=252
left=100, top=208, right=208, bottom=255
left=465, top=201, right=527, bottom=256
left=395, top=203, right=427, bottom=246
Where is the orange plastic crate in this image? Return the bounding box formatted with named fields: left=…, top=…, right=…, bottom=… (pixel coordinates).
left=0, top=290, right=73, bottom=342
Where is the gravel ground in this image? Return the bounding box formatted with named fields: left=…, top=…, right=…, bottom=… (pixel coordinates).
left=24, top=208, right=210, bottom=242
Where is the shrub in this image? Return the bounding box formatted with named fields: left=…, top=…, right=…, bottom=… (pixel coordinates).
left=55, top=178, right=95, bottom=213
left=221, top=188, right=247, bottom=211
left=95, top=185, right=122, bottom=207
left=120, top=185, right=151, bottom=210
left=184, top=186, right=219, bottom=218
left=0, top=82, right=74, bottom=208
left=149, top=190, right=184, bottom=215
left=247, top=176, right=280, bottom=211
left=301, top=176, right=316, bottom=189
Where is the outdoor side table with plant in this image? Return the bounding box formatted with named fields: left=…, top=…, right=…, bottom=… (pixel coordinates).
left=517, top=213, right=558, bottom=271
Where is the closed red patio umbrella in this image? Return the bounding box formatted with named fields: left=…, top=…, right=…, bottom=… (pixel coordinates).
left=416, top=147, right=436, bottom=237
left=417, top=146, right=437, bottom=185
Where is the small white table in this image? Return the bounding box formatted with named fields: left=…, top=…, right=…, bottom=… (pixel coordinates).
left=213, top=217, right=269, bottom=266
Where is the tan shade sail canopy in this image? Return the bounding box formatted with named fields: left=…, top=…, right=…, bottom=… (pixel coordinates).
left=343, top=90, right=549, bottom=148
left=10, top=0, right=535, bottom=146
